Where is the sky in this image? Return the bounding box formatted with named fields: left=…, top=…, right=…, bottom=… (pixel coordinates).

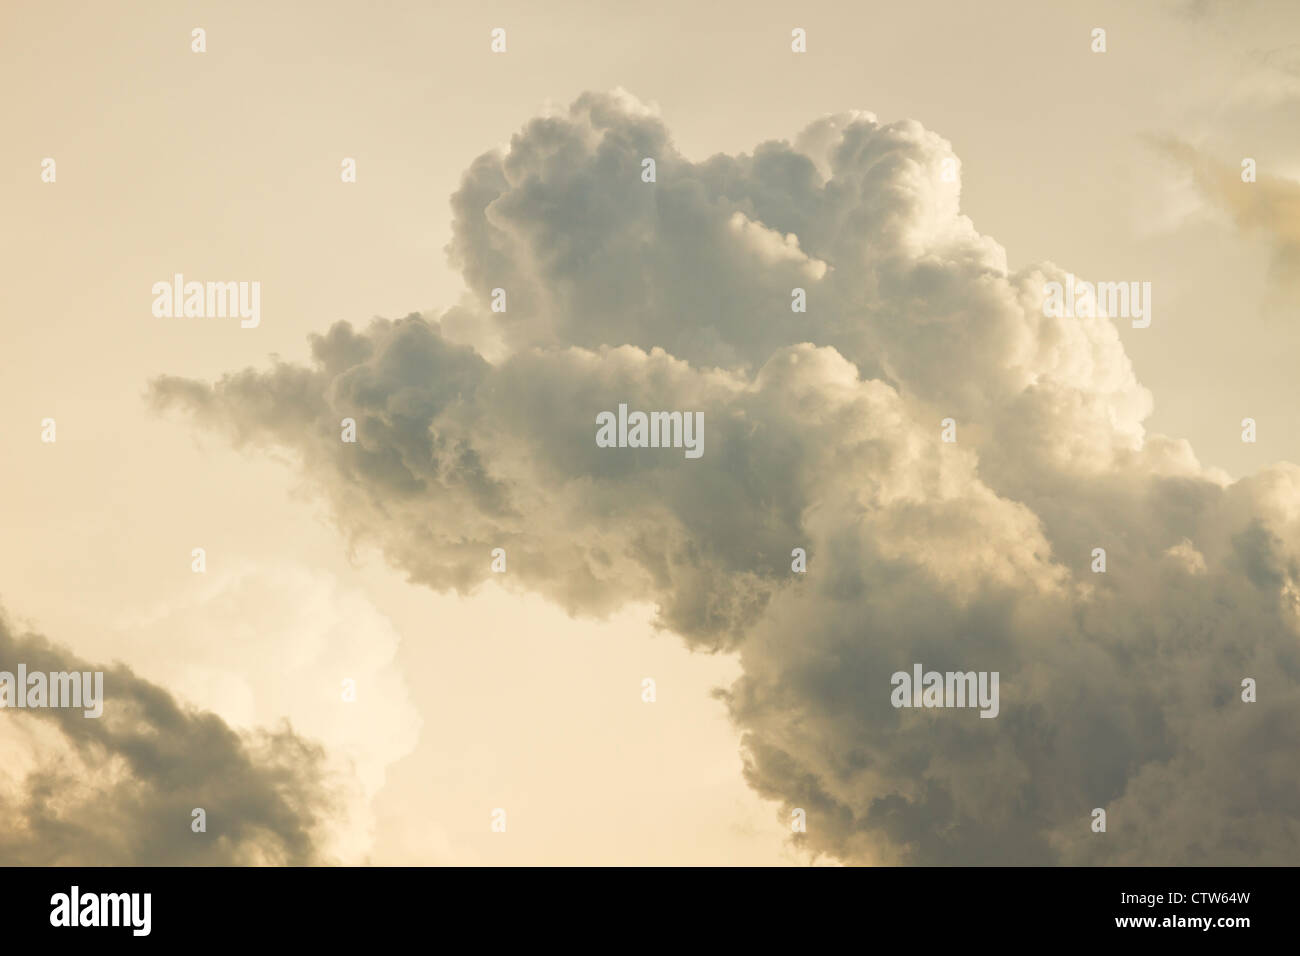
left=1, top=0, right=1298, bottom=865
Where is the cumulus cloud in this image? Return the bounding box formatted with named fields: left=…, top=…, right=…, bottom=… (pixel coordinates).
left=107, top=564, right=423, bottom=864
left=0, top=610, right=338, bottom=864
left=151, top=90, right=1300, bottom=864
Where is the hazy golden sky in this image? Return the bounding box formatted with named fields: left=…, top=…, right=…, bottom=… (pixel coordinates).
left=2, top=0, right=1298, bottom=865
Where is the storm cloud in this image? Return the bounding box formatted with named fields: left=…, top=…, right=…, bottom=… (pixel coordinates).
left=0, top=611, right=338, bottom=865
left=151, top=90, right=1300, bottom=864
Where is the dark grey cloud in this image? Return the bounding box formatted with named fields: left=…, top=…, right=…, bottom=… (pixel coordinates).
left=0, top=611, right=337, bottom=864
left=151, top=91, right=1300, bottom=864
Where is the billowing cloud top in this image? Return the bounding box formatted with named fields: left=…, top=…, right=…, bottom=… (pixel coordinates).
left=151, top=90, right=1300, bottom=864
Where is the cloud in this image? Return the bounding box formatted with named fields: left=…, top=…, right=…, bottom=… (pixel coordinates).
left=151, top=91, right=1300, bottom=864
left=0, top=609, right=338, bottom=864
left=1149, top=136, right=1300, bottom=301
left=107, top=564, right=423, bottom=864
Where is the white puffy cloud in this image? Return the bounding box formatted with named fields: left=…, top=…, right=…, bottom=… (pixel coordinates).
left=108, top=565, right=422, bottom=863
